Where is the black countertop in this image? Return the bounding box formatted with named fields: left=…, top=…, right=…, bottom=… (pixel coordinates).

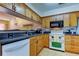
left=0, top=30, right=50, bottom=45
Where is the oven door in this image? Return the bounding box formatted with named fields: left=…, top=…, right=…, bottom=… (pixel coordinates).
left=49, top=34, right=64, bottom=51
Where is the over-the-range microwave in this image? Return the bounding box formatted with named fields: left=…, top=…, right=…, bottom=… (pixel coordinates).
left=50, top=21, right=64, bottom=28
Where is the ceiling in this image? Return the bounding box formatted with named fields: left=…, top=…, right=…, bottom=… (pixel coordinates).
left=26, top=3, right=79, bottom=17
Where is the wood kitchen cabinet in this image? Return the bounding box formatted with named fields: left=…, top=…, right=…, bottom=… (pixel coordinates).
left=43, top=34, right=49, bottom=48
left=42, top=17, right=51, bottom=28
left=64, top=14, right=70, bottom=27
left=37, top=16, right=41, bottom=23
left=70, top=36, right=79, bottom=53
left=65, top=35, right=72, bottom=52
left=30, top=34, right=49, bottom=56
left=0, top=3, right=12, bottom=10
left=30, top=37, right=37, bottom=56
left=26, top=9, right=32, bottom=18
left=70, top=13, right=77, bottom=27
left=30, top=35, right=43, bottom=56
left=30, top=43, right=37, bottom=56
left=42, top=18, right=46, bottom=28
left=65, top=35, right=79, bottom=53
left=36, top=35, right=43, bottom=54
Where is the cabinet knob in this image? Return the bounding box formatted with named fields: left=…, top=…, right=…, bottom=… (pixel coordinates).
left=52, top=36, right=54, bottom=38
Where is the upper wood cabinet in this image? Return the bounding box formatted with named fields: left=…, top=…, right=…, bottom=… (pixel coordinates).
left=64, top=13, right=78, bottom=27
left=42, top=17, right=52, bottom=28
left=32, top=12, right=37, bottom=21
left=0, top=3, right=12, bottom=10
left=64, top=14, right=70, bottom=27
left=15, top=4, right=26, bottom=16
left=26, top=9, right=32, bottom=18
left=0, top=3, right=41, bottom=24
left=70, top=13, right=77, bottom=27
left=41, top=12, right=78, bottom=28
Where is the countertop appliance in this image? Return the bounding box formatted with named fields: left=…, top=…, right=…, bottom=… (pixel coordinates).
left=2, top=39, right=30, bottom=56
left=49, top=30, right=64, bottom=51
left=50, top=21, right=63, bottom=28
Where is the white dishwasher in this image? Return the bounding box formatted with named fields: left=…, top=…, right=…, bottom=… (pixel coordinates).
left=2, top=39, right=30, bottom=56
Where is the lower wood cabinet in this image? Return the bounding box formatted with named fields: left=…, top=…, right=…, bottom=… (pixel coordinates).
left=30, top=40, right=37, bottom=56
left=71, top=46, right=79, bottom=53
left=30, top=34, right=49, bottom=56
left=65, top=35, right=72, bottom=52
left=30, top=35, right=43, bottom=56
left=36, top=35, right=43, bottom=54
left=65, top=35, right=79, bottom=54
left=43, top=34, right=49, bottom=48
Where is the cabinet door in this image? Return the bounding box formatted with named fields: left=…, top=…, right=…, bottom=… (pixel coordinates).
left=66, top=35, right=79, bottom=53
left=30, top=37, right=37, bottom=56
left=65, top=45, right=72, bottom=52
left=64, top=14, right=70, bottom=27
left=71, top=46, right=79, bottom=53
left=42, top=18, right=47, bottom=28
left=42, top=17, right=51, bottom=28
left=74, top=37, right=79, bottom=46
left=70, top=13, right=77, bottom=26
left=65, top=35, right=72, bottom=52
left=42, top=34, right=49, bottom=48
left=30, top=42, right=37, bottom=56
left=44, top=34, right=49, bottom=48
left=36, top=35, right=43, bottom=54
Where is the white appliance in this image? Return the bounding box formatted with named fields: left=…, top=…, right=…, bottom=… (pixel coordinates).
left=76, top=18, right=79, bottom=34
left=49, top=30, right=64, bottom=51
left=2, top=39, right=30, bottom=56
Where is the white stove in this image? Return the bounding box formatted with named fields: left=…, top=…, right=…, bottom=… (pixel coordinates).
left=49, top=30, right=65, bottom=51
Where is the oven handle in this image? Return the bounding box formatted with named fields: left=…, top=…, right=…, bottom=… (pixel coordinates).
left=4, top=43, right=29, bottom=52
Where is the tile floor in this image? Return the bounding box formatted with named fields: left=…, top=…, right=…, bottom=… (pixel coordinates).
left=38, top=48, right=79, bottom=56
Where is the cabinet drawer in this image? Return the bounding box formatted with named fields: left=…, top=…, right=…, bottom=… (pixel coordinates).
left=71, top=46, right=79, bottom=53
left=30, top=43, right=37, bottom=56
left=65, top=45, right=72, bottom=52
left=65, top=35, right=71, bottom=41
left=74, top=41, right=79, bottom=46
left=65, top=41, right=72, bottom=45
left=30, top=37, right=37, bottom=44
